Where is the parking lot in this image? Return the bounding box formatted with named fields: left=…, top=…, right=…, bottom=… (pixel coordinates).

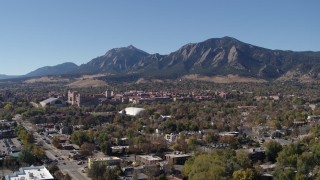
left=0, top=138, right=21, bottom=156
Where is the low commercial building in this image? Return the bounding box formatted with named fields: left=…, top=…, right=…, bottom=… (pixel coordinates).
left=88, top=156, right=121, bottom=169
left=137, top=155, right=162, bottom=165
left=165, top=152, right=191, bottom=165
left=5, top=165, right=54, bottom=180
left=111, top=146, right=129, bottom=153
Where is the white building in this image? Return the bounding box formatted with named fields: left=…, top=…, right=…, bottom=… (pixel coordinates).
left=119, top=107, right=145, bottom=116
left=40, top=97, right=66, bottom=107
left=165, top=152, right=191, bottom=165
left=5, top=165, right=54, bottom=180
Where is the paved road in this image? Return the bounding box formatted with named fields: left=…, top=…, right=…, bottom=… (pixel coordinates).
left=64, top=169, right=88, bottom=180
left=0, top=168, right=12, bottom=178
left=37, top=134, right=90, bottom=180
left=22, top=122, right=90, bottom=180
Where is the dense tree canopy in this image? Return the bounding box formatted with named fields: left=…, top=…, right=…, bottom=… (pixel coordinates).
left=265, top=141, right=282, bottom=162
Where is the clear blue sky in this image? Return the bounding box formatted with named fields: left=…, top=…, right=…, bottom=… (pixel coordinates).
left=0, top=0, right=319, bottom=75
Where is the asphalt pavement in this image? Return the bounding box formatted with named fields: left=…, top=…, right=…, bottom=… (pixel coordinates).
left=23, top=122, right=90, bottom=180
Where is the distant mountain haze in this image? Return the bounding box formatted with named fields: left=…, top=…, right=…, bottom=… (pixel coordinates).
left=0, top=74, right=18, bottom=80
left=25, top=62, right=78, bottom=77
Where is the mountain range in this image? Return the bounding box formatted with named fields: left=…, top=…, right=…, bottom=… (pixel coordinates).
left=25, top=62, right=78, bottom=77
left=0, top=74, right=18, bottom=80
left=2, top=37, right=320, bottom=82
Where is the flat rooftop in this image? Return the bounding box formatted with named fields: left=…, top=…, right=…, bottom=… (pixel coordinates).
left=139, top=155, right=162, bottom=161
left=90, top=156, right=121, bottom=161
left=6, top=166, right=54, bottom=180
left=165, top=153, right=191, bottom=158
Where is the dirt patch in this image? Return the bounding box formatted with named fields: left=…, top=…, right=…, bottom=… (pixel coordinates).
left=24, top=76, right=70, bottom=83
left=182, top=74, right=267, bottom=83
left=81, top=74, right=110, bottom=79
left=67, top=79, right=107, bottom=88
left=136, top=78, right=164, bottom=84
left=276, top=71, right=319, bottom=83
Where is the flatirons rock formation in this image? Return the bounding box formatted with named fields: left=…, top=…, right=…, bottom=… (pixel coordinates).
left=77, top=37, right=320, bottom=81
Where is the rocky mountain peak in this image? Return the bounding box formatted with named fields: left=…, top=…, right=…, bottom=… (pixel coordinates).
left=74, top=37, right=320, bottom=81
